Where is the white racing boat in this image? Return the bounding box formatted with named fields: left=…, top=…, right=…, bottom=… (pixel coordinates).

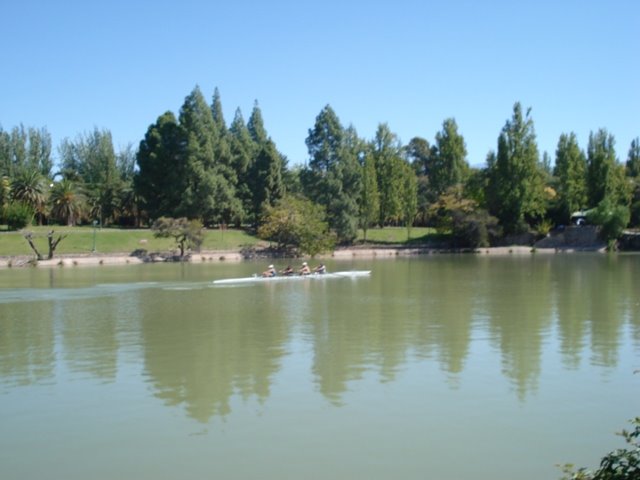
left=213, top=270, right=371, bottom=285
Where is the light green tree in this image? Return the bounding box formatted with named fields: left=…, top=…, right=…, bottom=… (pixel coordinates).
left=258, top=195, right=335, bottom=256
left=359, top=151, right=380, bottom=240
left=372, top=123, right=404, bottom=225
left=625, top=137, right=640, bottom=178
left=587, top=129, right=629, bottom=207
left=400, top=160, right=418, bottom=238
left=554, top=133, right=588, bottom=221
left=405, top=136, right=434, bottom=224
left=485, top=103, right=546, bottom=233
left=430, top=118, right=469, bottom=196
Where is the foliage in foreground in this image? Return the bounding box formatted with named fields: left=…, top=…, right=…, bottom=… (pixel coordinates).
left=560, top=418, right=640, bottom=480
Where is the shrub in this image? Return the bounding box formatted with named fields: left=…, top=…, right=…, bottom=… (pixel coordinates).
left=5, top=201, right=34, bottom=230
left=451, top=209, right=501, bottom=248
left=536, top=218, right=554, bottom=236
left=587, top=199, right=631, bottom=243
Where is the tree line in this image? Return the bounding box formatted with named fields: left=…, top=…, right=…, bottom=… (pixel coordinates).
left=1, top=85, right=639, bottom=250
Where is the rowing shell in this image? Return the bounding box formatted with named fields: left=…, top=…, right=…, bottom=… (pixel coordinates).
left=212, top=270, right=371, bottom=285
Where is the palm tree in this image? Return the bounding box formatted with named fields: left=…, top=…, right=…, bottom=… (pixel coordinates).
left=49, top=179, right=85, bottom=226
left=10, top=169, right=48, bottom=224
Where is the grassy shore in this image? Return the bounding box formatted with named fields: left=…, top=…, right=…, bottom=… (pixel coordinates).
left=0, top=226, right=438, bottom=257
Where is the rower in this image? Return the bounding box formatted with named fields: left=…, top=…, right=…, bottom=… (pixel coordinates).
left=299, top=262, right=311, bottom=275
left=314, top=263, right=326, bottom=274
left=262, top=264, right=276, bottom=277
left=280, top=265, right=294, bottom=276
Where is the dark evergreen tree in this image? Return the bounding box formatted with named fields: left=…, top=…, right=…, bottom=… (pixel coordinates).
left=177, top=86, right=241, bottom=224
left=302, top=105, right=362, bottom=243
left=229, top=108, right=255, bottom=224
left=247, top=100, right=268, bottom=146
left=406, top=136, right=434, bottom=224
left=134, top=111, right=187, bottom=221
left=209, top=88, right=242, bottom=224
left=247, top=139, right=284, bottom=221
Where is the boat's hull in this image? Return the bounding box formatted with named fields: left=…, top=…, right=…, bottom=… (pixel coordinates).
left=212, top=270, right=371, bottom=285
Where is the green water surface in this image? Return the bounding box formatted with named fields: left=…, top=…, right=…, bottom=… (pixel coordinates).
left=0, top=255, right=638, bottom=479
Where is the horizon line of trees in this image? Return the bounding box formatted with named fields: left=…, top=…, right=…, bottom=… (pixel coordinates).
left=2, top=85, right=639, bottom=250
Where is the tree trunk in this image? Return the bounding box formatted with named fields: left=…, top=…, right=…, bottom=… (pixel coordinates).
left=47, top=231, right=67, bottom=260
left=23, top=233, right=44, bottom=260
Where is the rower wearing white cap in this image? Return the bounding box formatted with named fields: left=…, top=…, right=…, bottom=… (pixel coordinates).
left=299, top=261, right=311, bottom=275
left=262, top=264, right=277, bottom=277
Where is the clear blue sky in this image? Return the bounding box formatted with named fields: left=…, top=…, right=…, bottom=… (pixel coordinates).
left=2, top=0, right=638, bottom=168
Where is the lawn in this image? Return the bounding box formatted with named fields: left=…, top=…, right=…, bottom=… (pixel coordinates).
left=356, top=226, right=441, bottom=245
left=0, top=225, right=440, bottom=257
left=0, top=226, right=263, bottom=257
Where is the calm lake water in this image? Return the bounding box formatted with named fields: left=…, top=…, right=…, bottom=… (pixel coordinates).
left=0, top=254, right=638, bottom=480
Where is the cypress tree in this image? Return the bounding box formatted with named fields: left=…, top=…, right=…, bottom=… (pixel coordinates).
left=554, top=133, right=587, bottom=221
left=587, top=129, right=628, bottom=207
left=485, top=103, right=545, bottom=233
left=430, top=118, right=469, bottom=196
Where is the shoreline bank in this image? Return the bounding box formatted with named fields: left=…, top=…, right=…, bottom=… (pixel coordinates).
left=0, top=244, right=610, bottom=269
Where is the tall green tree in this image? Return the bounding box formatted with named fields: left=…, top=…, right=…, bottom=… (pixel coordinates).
left=247, top=100, right=268, bottom=146
left=626, top=137, right=640, bottom=178
left=554, top=133, right=588, bottom=221
left=302, top=105, right=361, bottom=243
left=178, top=85, right=241, bottom=224
left=248, top=139, right=284, bottom=222
left=359, top=151, right=380, bottom=240
left=406, top=136, right=434, bottom=224
left=229, top=108, right=255, bottom=223
left=485, top=103, right=545, bottom=233
left=430, top=118, right=469, bottom=196
left=372, top=123, right=404, bottom=225
left=0, top=128, right=10, bottom=177
left=0, top=125, right=52, bottom=177
left=27, top=127, right=53, bottom=177
left=586, top=129, right=628, bottom=207
left=400, top=160, right=418, bottom=238
left=59, top=128, right=118, bottom=186
left=9, top=125, right=27, bottom=174
left=58, top=127, right=121, bottom=224
left=135, top=111, right=187, bottom=220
